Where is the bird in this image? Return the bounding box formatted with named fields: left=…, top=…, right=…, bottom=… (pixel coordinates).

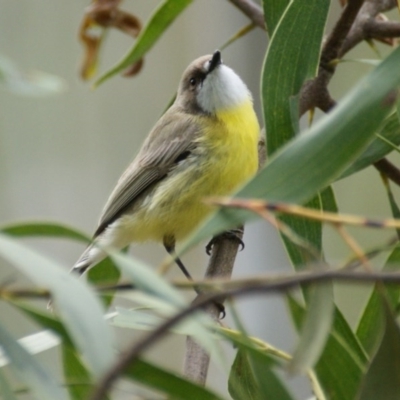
left=73, top=50, right=260, bottom=278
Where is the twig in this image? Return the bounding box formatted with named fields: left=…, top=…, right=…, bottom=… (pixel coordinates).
left=89, top=266, right=400, bottom=400
left=183, top=228, right=243, bottom=384
left=300, top=0, right=365, bottom=114
left=374, top=158, right=400, bottom=186
left=227, top=0, right=266, bottom=30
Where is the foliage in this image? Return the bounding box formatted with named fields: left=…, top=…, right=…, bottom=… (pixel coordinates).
left=2, top=1, right=400, bottom=399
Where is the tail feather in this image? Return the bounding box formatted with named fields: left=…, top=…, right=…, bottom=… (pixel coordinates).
left=72, top=244, right=107, bottom=275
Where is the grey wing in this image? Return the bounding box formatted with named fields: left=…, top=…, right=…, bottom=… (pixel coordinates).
left=94, top=110, right=200, bottom=237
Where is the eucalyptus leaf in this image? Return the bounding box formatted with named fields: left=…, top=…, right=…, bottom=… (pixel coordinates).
left=1, top=221, right=89, bottom=242
left=340, top=113, right=400, bottom=179
left=0, top=234, right=115, bottom=378
left=229, top=349, right=294, bottom=400
left=288, top=296, right=366, bottom=400
left=124, top=358, right=224, bottom=400
left=357, top=302, right=400, bottom=400
left=0, top=320, right=68, bottom=400
left=262, top=0, right=290, bottom=35
left=62, top=345, right=93, bottom=400
left=263, top=0, right=329, bottom=154
left=0, top=368, right=18, bottom=400
left=96, top=0, right=192, bottom=86
left=356, top=245, right=400, bottom=355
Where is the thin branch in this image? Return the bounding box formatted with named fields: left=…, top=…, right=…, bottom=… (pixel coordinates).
left=90, top=267, right=400, bottom=400
left=228, top=0, right=266, bottom=30
left=374, top=158, right=400, bottom=186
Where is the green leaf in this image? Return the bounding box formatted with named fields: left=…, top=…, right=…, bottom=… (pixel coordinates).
left=184, top=36, right=400, bottom=250
left=87, top=257, right=121, bottom=308
left=357, top=302, right=400, bottom=400
left=0, top=368, right=18, bottom=400
left=95, top=0, right=193, bottom=86
left=124, top=358, right=224, bottom=400
left=341, top=112, right=400, bottom=179
left=356, top=245, right=400, bottom=355
left=62, top=345, right=93, bottom=400
left=0, top=320, right=68, bottom=400
left=289, top=283, right=334, bottom=373
left=1, top=221, right=89, bottom=242
left=10, top=302, right=72, bottom=346
left=263, top=0, right=329, bottom=155
left=262, top=0, right=290, bottom=35
left=0, top=234, right=115, bottom=378
left=288, top=296, right=367, bottom=400
left=229, top=349, right=294, bottom=400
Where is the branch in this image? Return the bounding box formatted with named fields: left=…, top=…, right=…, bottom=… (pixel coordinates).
left=374, top=158, right=400, bottom=186
left=228, top=0, right=266, bottom=30
left=90, top=267, right=400, bottom=400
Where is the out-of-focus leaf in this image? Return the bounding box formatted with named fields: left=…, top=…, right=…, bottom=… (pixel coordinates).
left=95, top=0, right=192, bottom=86
left=62, top=345, right=93, bottom=400
left=229, top=349, right=294, bottom=400
left=289, top=283, right=334, bottom=373
left=341, top=113, right=400, bottom=178
left=263, top=0, right=329, bottom=154
left=357, top=302, right=400, bottom=400
left=0, top=368, right=18, bottom=400
left=10, top=302, right=72, bottom=346
left=0, top=320, right=68, bottom=400
left=110, top=253, right=225, bottom=368
left=0, top=56, right=66, bottom=96
left=356, top=245, right=400, bottom=354
left=1, top=221, right=89, bottom=243
left=124, top=358, right=224, bottom=400
left=0, top=234, right=115, bottom=378
left=87, top=257, right=121, bottom=308
left=288, top=296, right=366, bottom=400
left=183, top=37, right=400, bottom=251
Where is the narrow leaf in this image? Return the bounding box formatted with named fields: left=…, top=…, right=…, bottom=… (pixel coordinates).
left=0, top=320, right=68, bottom=400
left=62, top=345, right=93, bottom=400
left=229, top=349, right=294, bottom=400
left=357, top=245, right=400, bottom=354
left=262, top=0, right=290, bottom=35
left=0, top=234, right=115, bottom=378
left=263, top=0, right=329, bottom=154
left=95, top=0, right=192, bottom=86
left=357, top=302, right=400, bottom=400
left=0, top=368, right=18, bottom=400
left=290, top=283, right=334, bottom=373
left=340, top=112, right=400, bottom=179
left=288, top=296, right=366, bottom=400
left=124, top=358, right=224, bottom=400
left=1, top=221, right=89, bottom=242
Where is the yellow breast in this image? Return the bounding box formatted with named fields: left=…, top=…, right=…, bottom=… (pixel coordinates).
left=123, top=99, right=260, bottom=243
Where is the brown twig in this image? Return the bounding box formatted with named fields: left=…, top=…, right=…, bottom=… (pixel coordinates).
left=227, top=0, right=266, bottom=30
left=374, top=158, right=400, bottom=186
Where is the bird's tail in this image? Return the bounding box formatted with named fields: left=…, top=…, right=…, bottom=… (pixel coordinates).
left=72, top=244, right=107, bottom=275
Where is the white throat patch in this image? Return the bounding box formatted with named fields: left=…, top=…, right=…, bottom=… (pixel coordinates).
left=197, top=63, right=251, bottom=113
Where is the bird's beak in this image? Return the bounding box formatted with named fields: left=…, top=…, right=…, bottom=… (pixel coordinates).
left=208, top=50, right=222, bottom=74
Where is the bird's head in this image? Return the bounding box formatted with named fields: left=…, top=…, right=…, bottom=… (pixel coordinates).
left=176, top=50, right=251, bottom=115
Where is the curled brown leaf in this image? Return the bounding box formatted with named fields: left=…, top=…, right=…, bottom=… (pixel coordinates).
left=79, top=0, right=143, bottom=80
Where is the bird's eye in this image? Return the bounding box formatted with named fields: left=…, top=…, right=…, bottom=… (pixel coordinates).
left=189, top=77, right=196, bottom=86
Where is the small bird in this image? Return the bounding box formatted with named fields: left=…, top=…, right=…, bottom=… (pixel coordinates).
left=74, top=50, right=259, bottom=276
